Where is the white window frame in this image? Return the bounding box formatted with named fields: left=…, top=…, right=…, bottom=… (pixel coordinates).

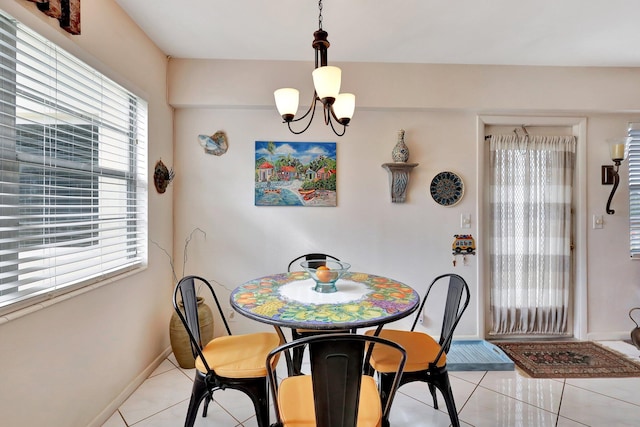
left=0, top=10, right=148, bottom=314
left=628, top=123, right=640, bottom=258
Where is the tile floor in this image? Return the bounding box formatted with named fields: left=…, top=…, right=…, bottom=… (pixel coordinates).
left=102, top=341, right=640, bottom=427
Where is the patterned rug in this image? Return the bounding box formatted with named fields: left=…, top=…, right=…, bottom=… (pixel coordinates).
left=493, top=341, right=640, bottom=378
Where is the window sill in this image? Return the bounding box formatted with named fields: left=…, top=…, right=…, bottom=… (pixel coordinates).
left=0, top=266, right=147, bottom=324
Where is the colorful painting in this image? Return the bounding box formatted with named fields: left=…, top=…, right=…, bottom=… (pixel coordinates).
left=255, top=141, right=337, bottom=207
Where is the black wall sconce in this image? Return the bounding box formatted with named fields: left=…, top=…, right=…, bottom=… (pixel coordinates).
left=602, top=138, right=628, bottom=214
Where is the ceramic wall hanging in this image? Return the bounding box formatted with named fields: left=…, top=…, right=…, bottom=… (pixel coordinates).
left=153, top=159, right=174, bottom=194
left=430, top=171, right=464, bottom=206
left=198, top=130, right=228, bottom=156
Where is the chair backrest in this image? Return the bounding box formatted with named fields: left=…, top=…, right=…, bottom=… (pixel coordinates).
left=173, top=275, right=232, bottom=372
left=267, top=333, right=406, bottom=427
left=287, top=253, right=340, bottom=272
left=411, top=274, right=470, bottom=361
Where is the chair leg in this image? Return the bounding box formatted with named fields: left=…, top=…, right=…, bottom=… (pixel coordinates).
left=292, top=345, right=305, bottom=375
left=428, top=383, right=438, bottom=409
left=291, top=329, right=304, bottom=375
left=379, top=370, right=460, bottom=427
left=233, top=378, right=271, bottom=427
left=432, top=372, right=460, bottom=427
left=377, top=372, right=396, bottom=410
left=184, top=372, right=208, bottom=427
left=202, top=394, right=211, bottom=417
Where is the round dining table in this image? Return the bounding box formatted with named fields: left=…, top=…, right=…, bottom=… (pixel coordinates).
left=230, top=270, right=420, bottom=331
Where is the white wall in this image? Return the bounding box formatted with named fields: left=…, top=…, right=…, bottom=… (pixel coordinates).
left=0, top=2, right=174, bottom=426
left=1, top=3, right=639, bottom=425
left=169, top=59, right=640, bottom=341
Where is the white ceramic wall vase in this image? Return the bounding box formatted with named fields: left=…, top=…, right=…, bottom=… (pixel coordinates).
left=391, top=129, right=410, bottom=162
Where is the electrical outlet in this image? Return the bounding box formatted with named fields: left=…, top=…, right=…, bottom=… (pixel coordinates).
left=420, top=313, right=429, bottom=326
left=593, top=214, right=604, bottom=229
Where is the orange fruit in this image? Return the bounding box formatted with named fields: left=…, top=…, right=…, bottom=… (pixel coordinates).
left=315, top=265, right=334, bottom=282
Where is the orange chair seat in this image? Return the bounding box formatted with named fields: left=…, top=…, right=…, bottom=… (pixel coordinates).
left=195, top=332, right=280, bottom=378
left=277, top=374, right=382, bottom=427
left=365, top=329, right=446, bottom=373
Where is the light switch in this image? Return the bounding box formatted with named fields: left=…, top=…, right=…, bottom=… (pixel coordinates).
left=593, top=214, right=604, bottom=229
left=461, top=213, right=471, bottom=229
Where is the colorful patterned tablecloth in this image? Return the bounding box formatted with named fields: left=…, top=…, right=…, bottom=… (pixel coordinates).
left=231, top=271, right=420, bottom=330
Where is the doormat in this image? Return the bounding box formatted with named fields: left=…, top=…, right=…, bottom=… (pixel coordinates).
left=493, top=341, right=640, bottom=378
left=447, top=340, right=514, bottom=371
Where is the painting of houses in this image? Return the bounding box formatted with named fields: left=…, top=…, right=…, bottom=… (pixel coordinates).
left=255, top=141, right=337, bottom=207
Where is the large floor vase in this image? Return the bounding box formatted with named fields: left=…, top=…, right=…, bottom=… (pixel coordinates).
left=170, top=296, right=214, bottom=368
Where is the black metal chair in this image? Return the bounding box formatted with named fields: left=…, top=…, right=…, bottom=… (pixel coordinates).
left=287, top=253, right=346, bottom=374
left=267, top=333, right=407, bottom=427
left=173, top=275, right=282, bottom=427
left=365, top=273, right=470, bottom=427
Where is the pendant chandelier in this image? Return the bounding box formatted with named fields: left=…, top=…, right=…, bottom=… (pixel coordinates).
left=274, top=0, right=355, bottom=137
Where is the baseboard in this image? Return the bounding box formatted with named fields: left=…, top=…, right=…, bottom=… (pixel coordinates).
left=586, top=331, right=631, bottom=341
left=87, top=346, right=173, bottom=427
left=480, top=332, right=631, bottom=342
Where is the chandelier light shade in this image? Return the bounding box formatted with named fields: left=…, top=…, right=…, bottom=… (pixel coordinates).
left=274, top=88, right=300, bottom=121
left=312, top=65, right=341, bottom=102
left=333, top=93, right=356, bottom=121
left=274, top=0, right=355, bottom=136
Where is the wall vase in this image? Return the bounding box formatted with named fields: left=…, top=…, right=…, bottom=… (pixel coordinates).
left=169, top=296, right=214, bottom=368
left=391, top=129, right=410, bottom=162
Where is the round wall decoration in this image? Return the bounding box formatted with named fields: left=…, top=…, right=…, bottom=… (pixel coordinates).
left=430, top=171, right=464, bottom=206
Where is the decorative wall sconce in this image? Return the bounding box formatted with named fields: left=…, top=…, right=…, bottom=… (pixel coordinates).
left=602, top=137, right=628, bottom=214
left=382, top=130, right=418, bottom=203
left=273, top=0, right=355, bottom=136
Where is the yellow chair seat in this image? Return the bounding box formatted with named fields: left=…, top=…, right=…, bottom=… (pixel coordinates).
left=277, top=374, right=382, bottom=427
left=195, top=332, right=280, bottom=378
left=365, top=329, right=446, bottom=373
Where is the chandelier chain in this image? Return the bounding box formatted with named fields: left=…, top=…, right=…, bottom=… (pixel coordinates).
left=318, top=0, right=323, bottom=29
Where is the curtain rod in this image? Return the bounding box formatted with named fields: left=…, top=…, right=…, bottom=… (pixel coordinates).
left=485, top=125, right=529, bottom=141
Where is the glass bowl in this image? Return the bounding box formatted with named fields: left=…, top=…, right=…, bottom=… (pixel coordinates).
left=300, top=259, right=351, bottom=293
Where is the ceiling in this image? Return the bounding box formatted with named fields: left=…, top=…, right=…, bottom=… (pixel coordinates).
left=114, top=0, right=640, bottom=67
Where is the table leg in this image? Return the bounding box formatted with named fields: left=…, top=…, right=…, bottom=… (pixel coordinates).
left=273, top=326, right=297, bottom=376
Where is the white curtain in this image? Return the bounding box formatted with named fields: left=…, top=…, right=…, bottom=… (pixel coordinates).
left=489, top=134, right=576, bottom=335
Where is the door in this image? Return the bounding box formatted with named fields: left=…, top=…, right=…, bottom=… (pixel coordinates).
left=484, top=124, right=576, bottom=337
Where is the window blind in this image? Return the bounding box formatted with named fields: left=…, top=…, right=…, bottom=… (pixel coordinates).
left=0, top=10, right=148, bottom=311
left=629, top=123, right=640, bottom=258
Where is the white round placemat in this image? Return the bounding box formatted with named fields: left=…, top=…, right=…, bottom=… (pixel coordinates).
left=278, top=279, right=370, bottom=304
